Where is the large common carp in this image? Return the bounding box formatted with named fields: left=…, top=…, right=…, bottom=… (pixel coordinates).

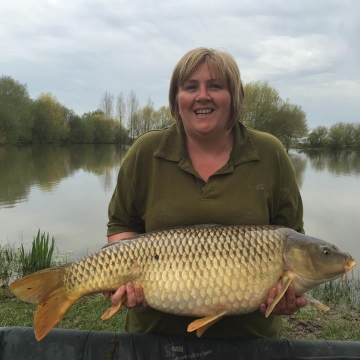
left=10, top=225, right=356, bottom=341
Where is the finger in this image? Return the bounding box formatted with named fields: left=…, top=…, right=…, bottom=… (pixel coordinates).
left=273, top=284, right=287, bottom=315
left=134, top=285, right=145, bottom=305
left=125, top=283, right=137, bottom=307
left=259, top=287, right=277, bottom=314
left=133, top=285, right=148, bottom=307
left=284, top=285, right=297, bottom=314
left=111, top=285, right=126, bottom=305
left=266, top=287, right=278, bottom=305
left=295, top=295, right=307, bottom=308
left=103, top=291, right=111, bottom=299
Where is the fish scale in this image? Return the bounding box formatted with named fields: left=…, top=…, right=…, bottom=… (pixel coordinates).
left=63, top=225, right=285, bottom=316
left=9, top=224, right=356, bottom=341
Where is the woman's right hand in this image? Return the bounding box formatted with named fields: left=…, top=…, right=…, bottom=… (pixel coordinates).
left=104, top=283, right=148, bottom=308
left=104, top=233, right=147, bottom=308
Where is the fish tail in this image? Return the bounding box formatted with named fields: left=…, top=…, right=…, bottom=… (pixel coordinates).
left=9, top=266, right=79, bottom=341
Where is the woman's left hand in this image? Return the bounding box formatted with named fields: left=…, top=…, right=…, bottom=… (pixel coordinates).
left=259, top=284, right=307, bottom=316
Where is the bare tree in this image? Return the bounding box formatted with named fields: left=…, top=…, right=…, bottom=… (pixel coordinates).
left=99, top=91, right=114, bottom=118
left=127, top=90, right=140, bottom=140
left=142, top=97, right=155, bottom=133
left=116, top=92, right=127, bottom=126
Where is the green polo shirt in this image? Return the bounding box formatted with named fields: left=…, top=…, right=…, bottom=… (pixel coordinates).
left=107, top=122, right=304, bottom=338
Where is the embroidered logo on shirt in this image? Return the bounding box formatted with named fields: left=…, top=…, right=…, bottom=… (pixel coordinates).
left=248, top=184, right=272, bottom=191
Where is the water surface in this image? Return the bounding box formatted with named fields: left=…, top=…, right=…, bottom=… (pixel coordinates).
left=1, top=145, right=359, bottom=267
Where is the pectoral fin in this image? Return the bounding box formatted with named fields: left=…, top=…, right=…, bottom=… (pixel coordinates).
left=187, top=311, right=227, bottom=337
left=101, top=293, right=127, bottom=320
left=303, top=293, right=330, bottom=312
left=265, top=276, right=292, bottom=317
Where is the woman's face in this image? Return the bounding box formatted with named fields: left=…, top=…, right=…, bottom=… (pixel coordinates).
left=177, top=62, right=232, bottom=138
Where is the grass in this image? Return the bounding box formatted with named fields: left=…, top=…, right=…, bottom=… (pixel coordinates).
left=1, top=236, right=360, bottom=340
left=19, top=229, right=55, bottom=276
left=0, top=242, right=20, bottom=286
left=0, top=288, right=126, bottom=333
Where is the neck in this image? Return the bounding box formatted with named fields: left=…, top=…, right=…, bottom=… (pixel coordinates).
left=184, top=129, right=234, bottom=182
left=185, top=128, right=234, bottom=155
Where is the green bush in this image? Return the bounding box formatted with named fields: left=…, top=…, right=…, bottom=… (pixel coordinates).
left=19, top=230, right=55, bottom=275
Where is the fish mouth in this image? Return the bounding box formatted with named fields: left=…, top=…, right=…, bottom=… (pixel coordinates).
left=344, top=259, right=356, bottom=272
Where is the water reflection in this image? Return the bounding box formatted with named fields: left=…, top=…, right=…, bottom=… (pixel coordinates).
left=297, top=149, right=360, bottom=177
left=1, top=146, right=360, bottom=263
left=288, top=151, right=307, bottom=188
left=0, top=145, right=127, bottom=208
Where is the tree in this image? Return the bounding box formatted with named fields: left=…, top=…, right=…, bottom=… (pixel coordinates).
left=153, top=106, right=174, bottom=129
left=115, top=92, right=127, bottom=143
left=140, top=97, right=155, bottom=134
left=32, top=93, right=69, bottom=142
left=81, top=111, right=116, bottom=143
left=342, top=122, right=357, bottom=148
left=65, top=108, right=83, bottom=142
left=241, top=81, right=308, bottom=149
left=308, top=126, right=328, bottom=148
left=327, top=123, right=344, bottom=149
left=99, top=91, right=114, bottom=118
left=272, top=102, right=308, bottom=150
left=241, top=81, right=281, bottom=130
left=127, top=90, right=140, bottom=141
left=0, top=75, right=33, bottom=142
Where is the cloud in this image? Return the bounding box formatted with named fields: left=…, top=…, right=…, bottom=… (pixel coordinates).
left=0, top=0, right=359, bottom=127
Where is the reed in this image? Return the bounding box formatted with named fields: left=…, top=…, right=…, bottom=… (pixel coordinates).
left=19, top=230, right=55, bottom=276
left=310, top=271, right=360, bottom=306
left=0, top=243, right=18, bottom=286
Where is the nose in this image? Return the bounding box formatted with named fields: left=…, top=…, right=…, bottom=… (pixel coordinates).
left=196, top=85, right=211, bottom=102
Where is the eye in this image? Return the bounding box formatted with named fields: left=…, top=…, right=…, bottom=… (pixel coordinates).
left=209, top=83, right=222, bottom=90
left=323, top=247, right=331, bottom=255
left=182, top=83, right=197, bottom=91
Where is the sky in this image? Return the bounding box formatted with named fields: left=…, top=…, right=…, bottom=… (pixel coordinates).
left=1, top=0, right=359, bottom=130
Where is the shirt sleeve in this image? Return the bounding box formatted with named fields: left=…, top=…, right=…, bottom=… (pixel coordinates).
left=107, top=150, right=145, bottom=237
left=271, top=149, right=304, bottom=234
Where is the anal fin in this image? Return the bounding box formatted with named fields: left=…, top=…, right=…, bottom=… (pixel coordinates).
left=265, top=276, right=292, bottom=318
left=303, top=293, right=330, bottom=312
left=101, top=293, right=127, bottom=320
left=187, top=311, right=227, bottom=338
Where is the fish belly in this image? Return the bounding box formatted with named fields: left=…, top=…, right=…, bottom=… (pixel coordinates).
left=64, top=225, right=286, bottom=317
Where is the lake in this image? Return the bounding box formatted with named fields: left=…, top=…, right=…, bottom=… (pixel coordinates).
left=1, top=145, right=359, bottom=269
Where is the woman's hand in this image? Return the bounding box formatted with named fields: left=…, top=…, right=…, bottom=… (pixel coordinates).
left=104, top=233, right=148, bottom=308
left=104, top=283, right=148, bottom=308
left=259, top=284, right=307, bottom=316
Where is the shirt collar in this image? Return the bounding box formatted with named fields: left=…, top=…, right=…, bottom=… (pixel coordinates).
left=154, top=122, right=260, bottom=166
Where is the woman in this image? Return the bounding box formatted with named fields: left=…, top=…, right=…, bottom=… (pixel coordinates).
left=106, top=47, right=306, bottom=338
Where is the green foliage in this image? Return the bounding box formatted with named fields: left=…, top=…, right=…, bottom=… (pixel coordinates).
left=31, top=93, right=70, bottom=142
left=241, top=81, right=281, bottom=130
left=0, top=75, right=34, bottom=142
left=81, top=111, right=117, bottom=143
left=307, top=122, right=360, bottom=149
left=308, top=126, right=328, bottom=148
left=6, top=74, right=360, bottom=149
left=241, top=81, right=308, bottom=148
left=19, top=230, right=55, bottom=275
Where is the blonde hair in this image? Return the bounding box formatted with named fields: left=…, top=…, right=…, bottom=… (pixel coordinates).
left=169, top=47, right=244, bottom=129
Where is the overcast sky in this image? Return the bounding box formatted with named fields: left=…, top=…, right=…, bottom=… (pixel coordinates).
left=1, top=0, right=359, bottom=129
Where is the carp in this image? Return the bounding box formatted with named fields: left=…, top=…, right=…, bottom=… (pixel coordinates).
left=9, top=225, right=356, bottom=341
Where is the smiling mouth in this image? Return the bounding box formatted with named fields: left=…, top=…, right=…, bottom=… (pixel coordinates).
left=195, top=109, right=213, bottom=115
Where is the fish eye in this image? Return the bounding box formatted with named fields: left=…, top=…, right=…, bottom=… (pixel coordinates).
left=323, top=247, right=331, bottom=255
